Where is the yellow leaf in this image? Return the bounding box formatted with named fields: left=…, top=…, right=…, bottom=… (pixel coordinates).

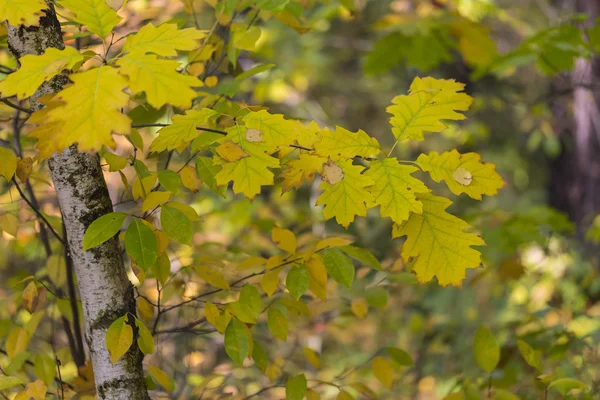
left=180, top=165, right=202, bottom=192
left=148, top=365, right=175, bottom=392
left=0, top=147, right=17, bottom=181
left=16, top=157, right=33, bottom=182
left=450, top=18, right=498, bottom=68
left=0, top=213, right=19, bottom=236
left=303, top=347, right=322, bottom=368
left=416, top=150, right=505, bottom=200
left=337, top=391, right=355, bottom=400
left=205, top=75, right=218, bottom=87
left=137, top=297, right=154, bottom=321
left=392, top=193, right=485, bottom=287
left=204, top=302, right=231, bottom=333
left=123, top=23, right=206, bottom=56
left=196, top=266, right=230, bottom=290
left=59, top=0, right=122, bottom=38
left=0, top=47, right=83, bottom=100
left=372, top=356, right=395, bottom=389
left=307, top=254, right=327, bottom=300
left=315, top=237, right=353, bottom=251
left=306, top=389, right=321, bottom=400
left=6, top=327, right=30, bottom=359
left=106, top=315, right=133, bottom=364
left=386, top=77, right=473, bottom=142
left=364, top=158, right=429, bottom=223
left=0, top=0, right=46, bottom=26
left=237, top=256, right=266, bottom=270
left=47, top=66, right=130, bottom=152
left=272, top=226, right=296, bottom=254
left=216, top=140, right=249, bottom=162
left=26, top=380, right=47, bottom=400
left=132, top=175, right=156, bottom=200
left=316, top=159, right=374, bottom=228
left=243, top=110, right=300, bottom=153
left=351, top=297, right=368, bottom=319
left=314, top=126, right=381, bottom=161
left=280, top=154, right=326, bottom=192
left=149, top=108, right=218, bottom=152
left=321, top=158, right=344, bottom=185
left=142, top=191, right=171, bottom=212
left=163, top=201, right=199, bottom=221
left=103, top=152, right=127, bottom=172
left=260, top=269, right=280, bottom=296
left=232, top=25, right=261, bottom=51
left=22, top=281, right=39, bottom=313
left=117, top=54, right=203, bottom=109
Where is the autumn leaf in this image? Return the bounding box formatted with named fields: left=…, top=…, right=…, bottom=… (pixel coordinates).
left=316, top=159, right=374, bottom=228
left=417, top=150, right=505, bottom=200
left=0, top=47, right=83, bottom=100
left=1, top=0, right=47, bottom=26
left=280, top=154, right=326, bottom=192
left=59, top=0, right=122, bottom=38
left=123, top=23, right=206, bottom=56
left=386, top=77, right=473, bottom=142
left=393, top=193, right=485, bottom=286
left=243, top=110, right=300, bottom=154
left=117, top=54, right=203, bottom=109
left=364, top=158, right=429, bottom=223
left=314, top=126, right=381, bottom=161
left=150, top=109, right=218, bottom=152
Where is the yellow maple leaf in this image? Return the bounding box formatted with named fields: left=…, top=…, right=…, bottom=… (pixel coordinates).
left=392, top=193, right=485, bottom=287
left=123, top=23, right=206, bottom=56
left=280, top=153, right=326, bottom=192
left=59, top=0, right=121, bottom=38
left=314, top=126, right=381, bottom=161
left=386, top=77, right=473, bottom=142
left=316, top=159, right=374, bottom=228
left=364, top=158, right=429, bottom=223
left=1, top=0, right=46, bottom=27
left=243, top=110, right=300, bottom=154
left=417, top=150, right=505, bottom=200
left=117, top=54, right=203, bottom=109
left=0, top=47, right=83, bottom=100
left=149, top=109, right=218, bottom=152
left=46, top=66, right=130, bottom=151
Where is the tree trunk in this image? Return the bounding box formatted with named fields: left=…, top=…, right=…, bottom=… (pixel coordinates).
left=7, top=6, right=148, bottom=399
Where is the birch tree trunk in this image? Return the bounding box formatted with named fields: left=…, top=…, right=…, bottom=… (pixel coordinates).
left=7, top=6, right=148, bottom=399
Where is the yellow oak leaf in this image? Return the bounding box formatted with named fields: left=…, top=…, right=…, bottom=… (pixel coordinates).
left=117, top=54, right=203, bottom=109
left=314, top=126, right=381, bottom=161
left=364, top=158, right=429, bottom=223
left=392, top=193, right=485, bottom=287
left=216, top=141, right=248, bottom=162
left=46, top=66, right=130, bottom=152
left=0, top=47, right=83, bottom=100
left=149, top=108, right=218, bottom=152
left=59, top=0, right=121, bottom=38
left=316, top=159, right=374, bottom=228
left=123, top=23, right=206, bottom=56
left=417, top=150, right=505, bottom=200
left=0, top=0, right=46, bottom=26
left=280, top=153, right=326, bottom=192
left=386, top=76, right=473, bottom=142
left=243, top=110, right=301, bottom=154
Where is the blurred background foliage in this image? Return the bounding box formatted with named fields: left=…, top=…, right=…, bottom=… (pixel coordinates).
left=1, top=0, right=600, bottom=399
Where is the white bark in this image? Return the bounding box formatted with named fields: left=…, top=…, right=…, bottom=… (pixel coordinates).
left=7, top=6, right=148, bottom=399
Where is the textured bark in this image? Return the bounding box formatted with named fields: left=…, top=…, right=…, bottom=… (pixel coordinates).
left=7, top=5, right=148, bottom=399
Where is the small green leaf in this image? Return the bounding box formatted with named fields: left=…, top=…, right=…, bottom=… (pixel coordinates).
left=134, top=317, right=154, bottom=355
left=236, top=63, right=276, bottom=81
left=225, top=319, right=250, bottom=366
left=239, top=285, right=262, bottom=318
left=365, top=287, right=389, bottom=309
left=83, top=212, right=127, bottom=251
left=0, top=375, right=23, bottom=390
left=195, top=156, right=225, bottom=195
left=125, top=219, right=158, bottom=271
left=473, top=326, right=500, bottom=373
left=252, top=340, right=269, bottom=373
left=548, top=378, right=588, bottom=395
left=286, top=265, right=310, bottom=300
left=286, top=374, right=307, bottom=400
left=340, top=245, right=382, bottom=270
left=267, top=304, right=289, bottom=341
left=517, top=340, right=542, bottom=372
left=323, top=249, right=355, bottom=288
left=386, top=347, right=413, bottom=367
left=158, top=170, right=181, bottom=193
left=106, top=315, right=133, bottom=364
left=160, top=203, right=192, bottom=245
left=152, top=252, right=170, bottom=286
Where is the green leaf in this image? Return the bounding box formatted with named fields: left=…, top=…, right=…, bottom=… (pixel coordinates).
left=473, top=326, right=500, bottom=373
left=365, top=287, right=389, bottom=309
left=340, top=246, right=382, bottom=271
left=267, top=304, right=289, bottom=341
left=225, top=319, right=250, bottom=366
left=106, top=315, right=133, bottom=364
left=286, top=265, right=310, bottom=300
left=152, top=252, right=170, bottom=286
left=195, top=156, right=225, bottom=196
left=160, top=203, right=192, bottom=245
left=548, top=378, right=588, bottom=395
left=323, top=249, right=355, bottom=288
left=286, top=374, right=307, bottom=400
left=239, top=285, right=262, bottom=319
left=0, top=376, right=23, bottom=390
left=125, top=219, right=158, bottom=271
left=517, top=340, right=542, bottom=372
left=236, top=63, right=276, bottom=81
left=157, top=170, right=181, bottom=193
left=59, top=0, right=122, bottom=38
left=83, top=212, right=127, bottom=251
left=386, top=347, right=413, bottom=367
left=134, top=317, right=154, bottom=355
left=252, top=340, right=269, bottom=373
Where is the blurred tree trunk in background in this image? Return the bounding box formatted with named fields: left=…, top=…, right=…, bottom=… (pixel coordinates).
left=549, top=0, right=600, bottom=237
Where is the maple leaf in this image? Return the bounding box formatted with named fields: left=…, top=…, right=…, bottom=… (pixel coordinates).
left=0, top=47, right=83, bottom=100
left=280, top=154, right=327, bottom=192
left=243, top=110, right=300, bottom=154
left=123, top=23, right=206, bottom=56
left=314, top=126, right=381, bottom=161
left=417, top=150, right=505, bottom=200
left=46, top=66, right=130, bottom=151
left=364, top=158, right=429, bottom=223
left=392, top=193, right=485, bottom=287
left=59, top=0, right=122, bottom=38
left=215, top=125, right=281, bottom=200
left=316, top=159, right=374, bottom=228
left=149, top=108, right=218, bottom=152
left=117, top=54, right=203, bottom=109
left=386, top=77, right=473, bottom=142
left=1, top=0, right=46, bottom=26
